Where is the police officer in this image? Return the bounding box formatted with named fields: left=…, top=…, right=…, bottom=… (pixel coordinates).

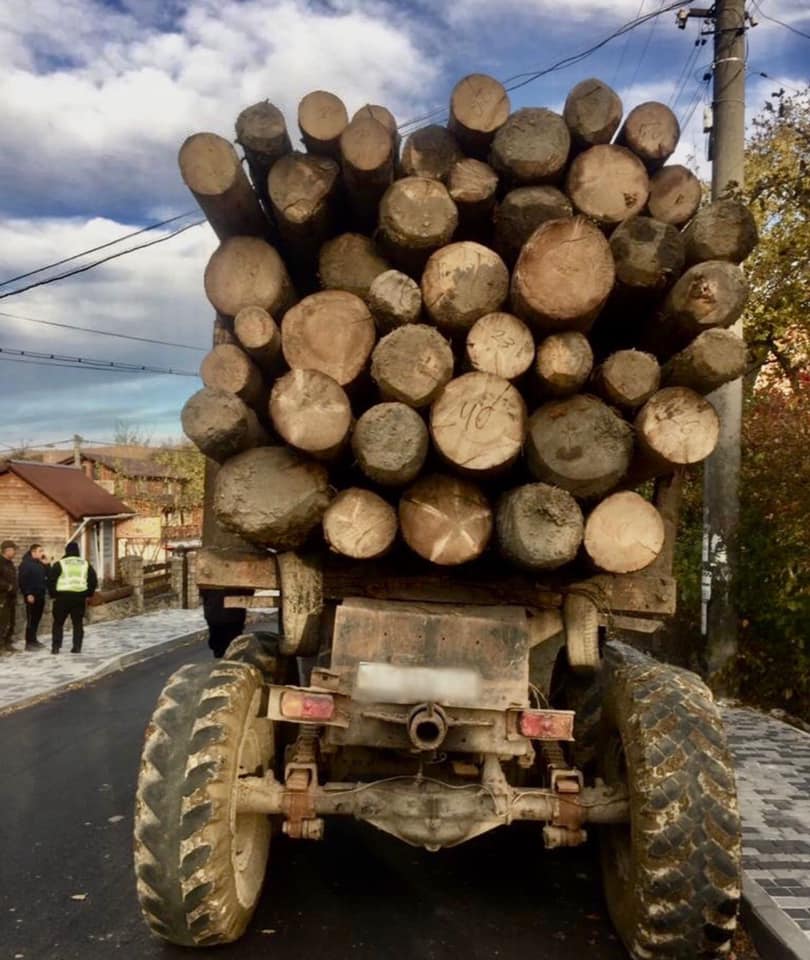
left=48, top=542, right=98, bottom=654
left=0, top=540, right=17, bottom=654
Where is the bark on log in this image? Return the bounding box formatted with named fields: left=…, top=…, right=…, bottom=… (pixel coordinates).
left=563, top=78, right=623, bottom=148
left=583, top=490, right=664, bottom=574
left=399, top=474, right=493, bottom=565
left=352, top=402, right=429, bottom=487
left=493, top=186, right=573, bottom=266
left=422, top=241, right=510, bottom=337
left=213, top=446, right=331, bottom=550
left=527, top=394, right=634, bottom=497
left=181, top=386, right=269, bottom=462
left=592, top=349, right=661, bottom=409
left=683, top=199, right=758, bottom=265
left=659, top=260, right=749, bottom=340
left=234, top=101, right=291, bottom=206
left=399, top=125, right=462, bottom=183
left=448, top=159, right=499, bottom=232
left=430, top=372, right=527, bottom=476
left=370, top=324, right=454, bottom=408
left=267, top=152, right=340, bottom=259
left=448, top=73, right=510, bottom=156
left=204, top=236, right=296, bottom=319
left=534, top=331, right=593, bottom=396
left=662, top=328, right=746, bottom=395
left=178, top=133, right=268, bottom=240
left=617, top=102, right=680, bottom=168
left=200, top=343, right=265, bottom=410
left=511, top=217, right=615, bottom=333
left=318, top=233, right=390, bottom=299
left=490, top=108, right=571, bottom=185
left=635, top=387, right=720, bottom=467
left=269, top=368, right=352, bottom=460
left=378, top=177, right=458, bottom=275
left=298, top=90, right=349, bottom=157
left=609, top=215, right=685, bottom=295
left=647, top=164, right=702, bottom=227
left=323, top=488, right=398, bottom=559
left=339, top=115, right=395, bottom=222
left=465, top=312, right=535, bottom=380
left=367, top=270, right=422, bottom=333
left=234, top=306, right=282, bottom=373
left=565, top=144, right=650, bottom=226
left=496, top=483, right=584, bottom=571
left=281, top=290, right=376, bottom=388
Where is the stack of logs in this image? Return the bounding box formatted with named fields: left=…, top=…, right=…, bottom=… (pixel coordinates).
left=179, top=74, right=756, bottom=575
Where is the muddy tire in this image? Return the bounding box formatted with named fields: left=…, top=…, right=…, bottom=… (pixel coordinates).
left=224, top=631, right=288, bottom=682
left=134, top=661, right=273, bottom=946
left=599, top=642, right=740, bottom=959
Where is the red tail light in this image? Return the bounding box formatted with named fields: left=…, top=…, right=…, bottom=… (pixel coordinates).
left=519, top=709, right=574, bottom=741
left=280, top=690, right=335, bottom=721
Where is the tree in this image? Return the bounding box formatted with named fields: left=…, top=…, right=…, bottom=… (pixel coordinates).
left=154, top=443, right=205, bottom=514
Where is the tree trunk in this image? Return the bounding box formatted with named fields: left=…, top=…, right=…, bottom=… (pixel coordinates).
left=318, top=232, right=389, bottom=299
left=378, top=177, right=458, bottom=276
left=339, top=115, right=395, bottom=223
left=267, top=152, right=340, bottom=261
left=269, top=368, right=352, bottom=460
left=534, top=331, right=593, bottom=396
left=213, top=446, right=331, bottom=550
left=511, top=216, right=615, bottom=333
left=609, top=215, right=685, bottom=295
left=422, top=241, right=510, bottom=337
left=527, top=394, right=633, bottom=497
left=399, top=125, right=462, bottom=183
left=465, top=312, right=535, bottom=380
left=178, top=133, right=268, bottom=239
left=323, top=488, right=398, bottom=559
left=662, top=328, right=746, bottom=395
left=563, top=77, right=623, bottom=148
left=181, top=386, right=269, bottom=462
left=647, top=164, right=702, bottom=227
left=448, top=159, right=499, bottom=233
left=493, top=186, right=572, bottom=267
left=370, top=324, right=454, bottom=408
left=399, top=474, right=493, bottom=565
left=200, top=343, right=266, bottom=411
left=234, top=101, right=291, bottom=208
left=658, top=260, right=749, bottom=342
left=565, top=144, right=650, bottom=226
left=634, top=386, right=720, bottom=468
left=366, top=269, right=423, bottom=333
left=297, top=90, right=348, bottom=157
left=592, top=349, right=661, bottom=409
left=496, top=483, right=583, bottom=571
left=429, top=372, right=527, bottom=476
left=204, top=236, right=296, bottom=319
left=281, top=290, right=376, bottom=388
left=617, top=101, right=680, bottom=168
left=490, top=108, right=571, bottom=185
left=583, top=490, right=665, bottom=573
left=351, top=401, right=429, bottom=487
left=234, top=305, right=282, bottom=373
left=682, top=199, right=759, bottom=265
left=448, top=73, right=510, bottom=156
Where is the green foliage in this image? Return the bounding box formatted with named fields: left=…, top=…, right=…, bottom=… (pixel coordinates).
left=155, top=444, right=205, bottom=511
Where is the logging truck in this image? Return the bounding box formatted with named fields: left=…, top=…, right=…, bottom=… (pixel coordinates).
left=134, top=73, right=751, bottom=959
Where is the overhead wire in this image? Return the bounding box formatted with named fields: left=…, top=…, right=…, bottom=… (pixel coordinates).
left=750, top=0, right=810, bottom=41
left=627, top=0, right=666, bottom=90
left=611, top=0, right=648, bottom=87
left=0, top=347, right=198, bottom=377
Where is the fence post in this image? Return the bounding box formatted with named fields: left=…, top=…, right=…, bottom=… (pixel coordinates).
left=120, top=555, right=144, bottom=613
left=169, top=553, right=184, bottom=609
left=186, top=550, right=200, bottom=609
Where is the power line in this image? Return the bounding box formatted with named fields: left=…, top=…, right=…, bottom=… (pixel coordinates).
left=751, top=0, right=810, bottom=41
left=611, top=0, right=648, bottom=87
left=0, top=347, right=198, bottom=377
left=628, top=0, right=666, bottom=90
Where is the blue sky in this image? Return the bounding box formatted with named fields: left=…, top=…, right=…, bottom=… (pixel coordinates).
left=0, top=0, right=807, bottom=450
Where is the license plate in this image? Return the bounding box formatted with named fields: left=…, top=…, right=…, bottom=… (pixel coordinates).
left=354, top=662, right=482, bottom=706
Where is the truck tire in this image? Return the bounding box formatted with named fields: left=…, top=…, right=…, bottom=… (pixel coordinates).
left=224, top=631, right=296, bottom=683
left=599, top=642, right=740, bottom=959
left=134, top=661, right=273, bottom=946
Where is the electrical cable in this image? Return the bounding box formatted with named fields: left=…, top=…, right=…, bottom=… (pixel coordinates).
left=750, top=0, right=810, bottom=41
left=611, top=0, right=648, bottom=87
left=0, top=347, right=198, bottom=376
left=627, top=0, right=666, bottom=91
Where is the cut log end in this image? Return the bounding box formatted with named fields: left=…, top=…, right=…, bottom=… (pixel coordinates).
left=683, top=199, right=758, bottom=265
left=494, top=186, right=573, bottom=266
left=400, top=125, right=462, bottom=183
left=448, top=159, right=499, bottom=224
left=662, top=328, right=747, bottom=395
left=449, top=73, right=510, bottom=153
left=269, top=369, right=352, bottom=460
left=352, top=402, right=429, bottom=487
left=565, top=144, right=650, bottom=226
left=200, top=343, right=264, bottom=410
left=490, top=107, right=571, bottom=185
left=466, top=312, right=535, bottom=380
left=609, top=215, right=685, bottom=294
left=181, top=387, right=268, bottom=462
left=318, top=233, right=389, bottom=299
left=496, top=483, right=584, bottom=571
left=378, top=177, right=458, bottom=274
left=204, top=236, right=295, bottom=319
left=594, top=349, right=661, bottom=409
left=635, top=387, right=720, bottom=466
left=563, top=78, right=623, bottom=147
left=647, top=165, right=702, bottom=227
left=367, top=269, right=423, bottom=333
left=661, top=260, right=749, bottom=339
left=422, top=241, right=509, bottom=336
left=618, top=102, right=680, bottom=168
left=584, top=491, right=665, bottom=573
left=234, top=306, right=281, bottom=371
left=323, top=488, right=398, bottom=559
left=371, top=324, right=454, bottom=408
left=298, top=90, right=348, bottom=156
left=534, top=332, right=594, bottom=396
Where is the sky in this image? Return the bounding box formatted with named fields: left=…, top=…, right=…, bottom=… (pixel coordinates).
left=0, top=0, right=807, bottom=451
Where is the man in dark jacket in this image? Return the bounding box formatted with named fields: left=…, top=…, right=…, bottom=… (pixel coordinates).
left=0, top=540, right=17, bottom=654
left=48, top=542, right=98, bottom=654
left=18, top=543, right=47, bottom=650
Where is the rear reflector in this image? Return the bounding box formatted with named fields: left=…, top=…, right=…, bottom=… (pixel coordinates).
left=280, top=690, right=335, bottom=721
left=519, top=709, right=575, bottom=741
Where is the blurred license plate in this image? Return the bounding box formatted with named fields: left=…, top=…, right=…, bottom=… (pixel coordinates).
left=354, top=662, right=482, bottom=706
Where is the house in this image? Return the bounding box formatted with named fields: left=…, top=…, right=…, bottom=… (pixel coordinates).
left=0, top=461, right=134, bottom=582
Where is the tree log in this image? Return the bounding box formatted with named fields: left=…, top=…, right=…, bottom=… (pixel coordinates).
left=378, top=177, right=458, bottom=275
left=367, top=270, right=422, bottom=333
left=493, top=186, right=572, bottom=266
left=352, top=402, right=429, bottom=487
left=527, top=394, right=633, bottom=497
left=592, top=349, right=661, bottom=409
left=565, top=144, right=650, bottom=226
left=683, top=199, right=758, bottom=265
left=465, top=312, right=535, bottom=380
left=490, top=108, right=570, bottom=185
left=583, top=491, right=664, bottom=573
left=662, top=328, right=746, bottom=395
left=204, top=236, right=296, bottom=319
left=430, top=372, right=527, bottom=476
left=511, top=217, right=615, bottom=333
left=281, top=290, right=376, bottom=388
left=234, top=305, right=282, bottom=373
left=422, top=241, right=510, bottom=337
left=298, top=90, right=348, bottom=157
left=659, top=260, right=749, bottom=340
left=399, top=125, right=462, bottom=183
left=399, top=474, right=493, bottom=565
left=448, top=73, right=510, bottom=156
left=609, top=215, right=685, bottom=294
left=371, top=324, right=454, bottom=407
left=339, top=115, right=394, bottom=222
left=269, top=369, right=352, bottom=460
left=323, top=488, right=398, bottom=559
left=213, top=446, right=331, bottom=550
left=200, top=343, right=265, bottom=410
left=178, top=133, right=268, bottom=240
left=352, top=103, right=399, bottom=144
left=181, top=386, right=269, bottom=463
left=234, top=101, right=291, bottom=207
left=448, top=159, right=499, bottom=232
left=617, top=102, right=680, bottom=168
left=496, top=483, right=584, bottom=571
left=563, top=78, right=623, bottom=148
left=647, top=164, right=702, bottom=227
left=534, top=331, right=593, bottom=396
left=318, top=233, right=390, bottom=299
left=635, top=387, right=720, bottom=468
left=267, top=152, right=340, bottom=259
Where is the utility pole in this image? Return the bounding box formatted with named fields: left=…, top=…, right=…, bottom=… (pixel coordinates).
left=73, top=434, right=83, bottom=469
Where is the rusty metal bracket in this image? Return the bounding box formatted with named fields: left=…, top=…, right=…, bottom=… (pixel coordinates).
left=282, top=729, right=323, bottom=839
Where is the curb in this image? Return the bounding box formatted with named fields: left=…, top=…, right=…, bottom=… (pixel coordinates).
left=742, top=873, right=810, bottom=960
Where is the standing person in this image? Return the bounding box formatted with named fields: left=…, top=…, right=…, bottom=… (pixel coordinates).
left=0, top=540, right=17, bottom=654
left=201, top=588, right=251, bottom=658
left=18, top=543, right=47, bottom=650
left=48, top=542, right=98, bottom=654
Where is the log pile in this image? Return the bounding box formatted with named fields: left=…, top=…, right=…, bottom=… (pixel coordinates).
left=180, top=74, right=756, bottom=575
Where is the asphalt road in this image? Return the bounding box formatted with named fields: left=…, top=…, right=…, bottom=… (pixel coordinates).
left=0, top=640, right=752, bottom=960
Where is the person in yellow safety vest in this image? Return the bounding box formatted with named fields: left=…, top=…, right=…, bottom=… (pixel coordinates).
left=47, top=541, right=98, bottom=655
